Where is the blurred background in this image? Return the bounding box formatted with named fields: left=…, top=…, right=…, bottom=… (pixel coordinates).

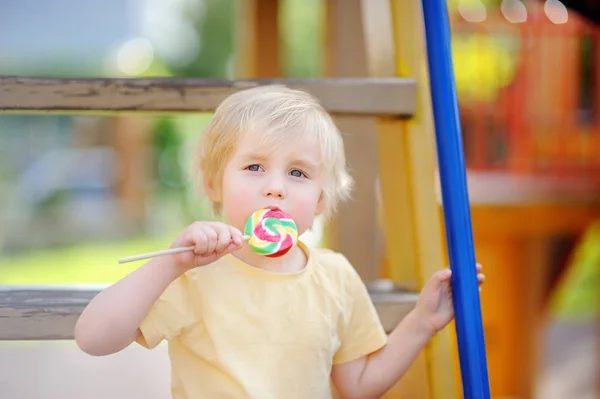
left=0, top=0, right=598, bottom=398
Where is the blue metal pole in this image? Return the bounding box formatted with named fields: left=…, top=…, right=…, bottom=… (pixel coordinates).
left=420, top=1, right=491, bottom=397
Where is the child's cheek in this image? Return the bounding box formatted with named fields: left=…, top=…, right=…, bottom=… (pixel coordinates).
left=233, top=184, right=256, bottom=201
left=220, top=177, right=258, bottom=228
left=288, top=192, right=321, bottom=231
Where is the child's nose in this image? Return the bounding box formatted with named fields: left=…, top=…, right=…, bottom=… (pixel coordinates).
left=263, top=177, right=286, bottom=199
left=264, top=187, right=285, bottom=199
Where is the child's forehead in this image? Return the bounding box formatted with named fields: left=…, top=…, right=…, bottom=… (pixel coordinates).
left=236, top=128, right=322, bottom=159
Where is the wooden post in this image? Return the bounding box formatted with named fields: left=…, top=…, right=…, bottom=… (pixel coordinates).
left=323, top=0, right=383, bottom=284
left=109, top=116, right=153, bottom=231
left=235, top=0, right=280, bottom=79
left=383, top=0, right=459, bottom=397
left=326, top=0, right=449, bottom=398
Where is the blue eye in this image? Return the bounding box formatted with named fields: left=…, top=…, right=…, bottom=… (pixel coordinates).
left=246, top=164, right=261, bottom=172
left=290, top=169, right=306, bottom=178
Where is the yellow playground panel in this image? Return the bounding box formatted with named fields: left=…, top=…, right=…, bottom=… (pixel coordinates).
left=2, top=1, right=600, bottom=399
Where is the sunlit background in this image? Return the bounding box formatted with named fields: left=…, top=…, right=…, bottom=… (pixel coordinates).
left=0, top=0, right=598, bottom=398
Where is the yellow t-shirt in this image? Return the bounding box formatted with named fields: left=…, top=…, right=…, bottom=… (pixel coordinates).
left=136, top=241, right=387, bottom=399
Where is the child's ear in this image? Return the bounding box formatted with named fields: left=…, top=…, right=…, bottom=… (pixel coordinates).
left=315, top=193, right=325, bottom=216
left=203, top=174, right=221, bottom=202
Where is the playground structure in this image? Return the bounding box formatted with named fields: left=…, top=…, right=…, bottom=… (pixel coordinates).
left=449, top=3, right=600, bottom=398
left=1, top=0, right=600, bottom=398
left=453, top=2, right=600, bottom=175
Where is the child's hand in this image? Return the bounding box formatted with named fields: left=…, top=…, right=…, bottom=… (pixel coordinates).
left=170, top=221, right=245, bottom=270
left=414, top=263, right=485, bottom=335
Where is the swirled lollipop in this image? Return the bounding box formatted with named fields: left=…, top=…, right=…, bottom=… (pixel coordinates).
left=117, top=207, right=299, bottom=263
left=244, top=207, right=299, bottom=257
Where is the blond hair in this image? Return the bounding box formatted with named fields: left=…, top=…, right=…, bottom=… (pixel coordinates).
left=193, top=85, right=352, bottom=221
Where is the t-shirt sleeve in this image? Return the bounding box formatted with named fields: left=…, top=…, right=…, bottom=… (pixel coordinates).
left=135, top=271, right=199, bottom=349
left=333, top=257, right=388, bottom=365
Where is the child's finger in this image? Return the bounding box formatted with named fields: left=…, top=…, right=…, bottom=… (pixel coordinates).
left=430, top=268, right=452, bottom=290
left=200, top=225, right=218, bottom=254
left=440, top=268, right=452, bottom=279
left=212, top=223, right=233, bottom=253
left=229, top=226, right=244, bottom=246
left=476, top=262, right=483, bottom=271
left=477, top=273, right=485, bottom=284
left=189, top=226, right=209, bottom=255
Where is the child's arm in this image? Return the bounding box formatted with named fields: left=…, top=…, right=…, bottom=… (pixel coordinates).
left=332, top=265, right=484, bottom=399
left=74, top=256, right=183, bottom=356
left=74, top=221, right=244, bottom=356
left=331, top=306, right=436, bottom=399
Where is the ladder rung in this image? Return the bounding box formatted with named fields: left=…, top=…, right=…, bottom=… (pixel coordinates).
left=0, top=285, right=418, bottom=340
left=0, top=76, right=416, bottom=117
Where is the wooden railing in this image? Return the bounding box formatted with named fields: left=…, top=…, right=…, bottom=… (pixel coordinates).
left=0, top=76, right=416, bottom=116
left=0, top=75, right=419, bottom=340
left=0, top=283, right=419, bottom=340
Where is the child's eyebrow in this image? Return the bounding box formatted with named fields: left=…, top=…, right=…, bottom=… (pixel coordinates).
left=291, top=158, right=320, bottom=171
left=237, top=153, right=269, bottom=162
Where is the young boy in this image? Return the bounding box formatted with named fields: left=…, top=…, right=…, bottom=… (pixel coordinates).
left=75, top=85, right=484, bottom=399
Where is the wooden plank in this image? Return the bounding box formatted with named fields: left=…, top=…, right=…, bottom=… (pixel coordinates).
left=0, top=76, right=416, bottom=116
left=385, top=0, right=458, bottom=398
left=463, top=172, right=600, bottom=205
left=0, top=286, right=102, bottom=340
left=471, top=204, right=600, bottom=238
left=368, top=285, right=420, bottom=333
left=0, top=285, right=418, bottom=341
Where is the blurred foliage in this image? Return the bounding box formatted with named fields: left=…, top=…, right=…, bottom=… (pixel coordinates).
left=165, top=0, right=236, bottom=79
left=145, top=0, right=235, bottom=203
left=281, top=0, right=323, bottom=78
left=152, top=118, right=185, bottom=192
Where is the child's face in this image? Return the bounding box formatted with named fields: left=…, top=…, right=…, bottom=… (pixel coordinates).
left=213, top=132, right=325, bottom=235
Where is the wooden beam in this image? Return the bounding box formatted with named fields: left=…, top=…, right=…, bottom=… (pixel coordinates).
left=0, top=285, right=418, bottom=340
left=0, top=76, right=415, bottom=116
left=235, top=0, right=281, bottom=78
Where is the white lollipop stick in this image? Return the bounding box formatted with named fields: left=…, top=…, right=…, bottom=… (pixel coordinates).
left=118, top=235, right=251, bottom=264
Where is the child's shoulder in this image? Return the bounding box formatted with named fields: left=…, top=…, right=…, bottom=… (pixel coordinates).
left=307, top=246, right=372, bottom=301
left=308, top=245, right=360, bottom=279
left=310, top=245, right=348, bottom=264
